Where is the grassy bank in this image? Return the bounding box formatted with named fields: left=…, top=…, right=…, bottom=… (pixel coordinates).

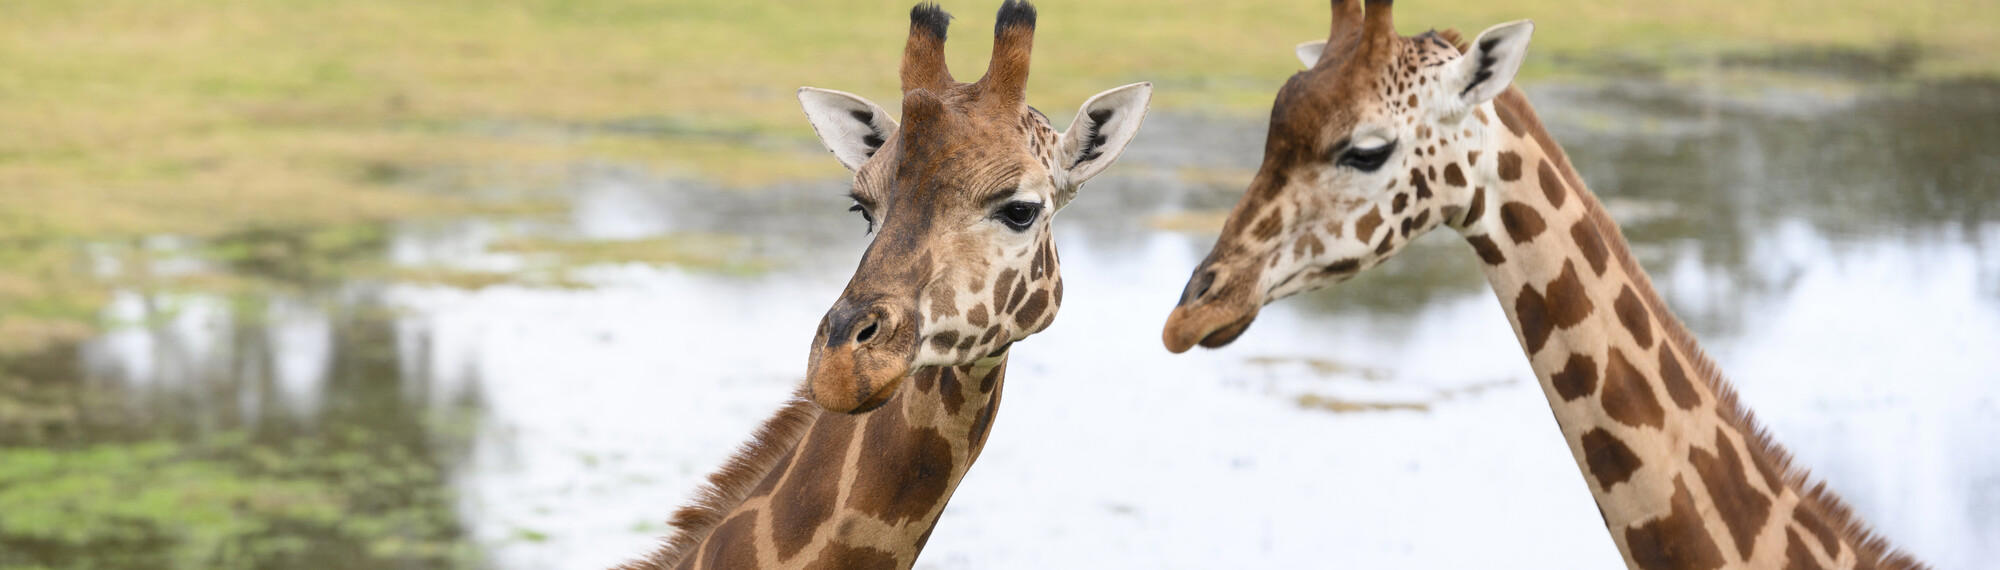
left=3, top=1, right=1992, bottom=228
left=0, top=0, right=1991, bottom=340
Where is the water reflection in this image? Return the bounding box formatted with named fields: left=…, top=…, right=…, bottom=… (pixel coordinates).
left=2, top=79, right=1995, bottom=569
left=1, top=283, right=483, bottom=568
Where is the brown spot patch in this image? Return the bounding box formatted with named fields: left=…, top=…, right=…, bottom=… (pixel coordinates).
left=846, top=406, right=955, bottom=526
left=968, top=376, right=1002, bottom=447
left=1293, top=232, right=1325, bottom=259
left=1466, top=234, right=1506, bottom=265
left=990, top=269, right=1018, bottom=315
left=1031, top=242, right=1053, bottom=280
left=1580, top=427, right=1642, bottom=491
left=1005, top=276, right=1028, bottom=313
left=966, top=304, right=989, bottom=328
left=1794, top=508, right=1841, bottom=560
left=1013, top=290, right=1049, bottom=328
left=1374, top=233, right=1394, bottom=254
left=955, top=335, right=976, bottom=357
left=1537, top=160, right=1567, bottom=208
left=1320, top=258, right=1361, bottom=275
left=1461, top=187, right=1486, bottom=226
left=1252, top=210, right=1284, bottom=241
left=771, top=415, right=857, bottom=560
left=1514, top=284, right=1553, bottom=355
left=1497, top=151, right=1524, bottom=182
left=747, top=447, right=797, bottom=500
left=1468, top=150, right=1482, bottom=165
left=1751, top=453, right=1785, bottom=499
left=1499, top=202, right=1546, bottom=244
left=928, top=332, right=958, bottom=356
left=1614, top=286, right=1654, bottom=348
left=1625, top=476, right=1726, bottom=570
left=1443, top=163, right=1468, bottom=187
left=978, top=363, right=1002, bottom=393
left=1391, top=192, right=1410, bottom=214
left=801, top=542, right=899, bottom=570
left=1785, top=529, right=1825, bottom=570
left=1601, top=348, right=1665, bottom=429
left=1494, top=101, right=1528, bottom=138
left=1355, top=206, right=1383, bottom=240
left=1570, top=219, right=1609, bottom=275
left=937, top=367, right=964, bottom=415
left=1543, top=260, right=1594, bottom=329
left=929, top=287, right=958, bottom=320
left=1412, top=169, right=1434, bottom=199
left=1657, top=345, right=1701, bottom=410
left=698, top=512, right=762, bottom=569
left=1550, top=352, right=1599, bottom=401
left=1690, top=428, right=1774, bottom=560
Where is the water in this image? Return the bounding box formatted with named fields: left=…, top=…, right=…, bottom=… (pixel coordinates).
left=3, top=80, right=1996, bottom=569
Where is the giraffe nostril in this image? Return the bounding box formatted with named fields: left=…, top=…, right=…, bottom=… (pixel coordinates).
left=1181, top=269, right=1218, bottom=306
left=854, top=321, right=880, bottom=344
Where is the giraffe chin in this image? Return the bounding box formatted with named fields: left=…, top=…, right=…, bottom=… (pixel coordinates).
left=1161, top=304, right=1261, bottom=354
left=806, top=348, right=912, bottom=415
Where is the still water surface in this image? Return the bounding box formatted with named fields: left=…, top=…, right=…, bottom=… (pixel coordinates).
left=5, top=80, right=1997, bottom=568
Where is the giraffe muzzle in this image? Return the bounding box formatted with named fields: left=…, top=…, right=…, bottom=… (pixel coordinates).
left=807, top=300, right=917, bottom=414
left=1162, top=264, right=1263, bottom=353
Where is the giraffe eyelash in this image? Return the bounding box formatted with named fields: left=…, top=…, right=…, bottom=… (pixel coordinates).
left=848, top=201, right=876, bottom=233
left=1338, top=141, right=1397, bottom=172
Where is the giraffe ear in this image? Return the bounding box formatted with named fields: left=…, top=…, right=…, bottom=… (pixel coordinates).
left=1055, top=82, right=1151, bottom=203
left=1294, top=40, right=1327, bottom=67
left=1447, top=20, right=1534, bottom=108
left=797, top=87, right=898, bottom=172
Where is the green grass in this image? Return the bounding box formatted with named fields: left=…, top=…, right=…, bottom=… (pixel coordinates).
left=0, top=433, right=478, bottom=569
left=2, top=1, right=1993, bottom=240
left=0, top=0, right=1991, bottom=341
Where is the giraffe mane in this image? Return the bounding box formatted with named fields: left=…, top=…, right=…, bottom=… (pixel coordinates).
left=620, top=386, right=820, bottom=570
left=1487, top=86, right=1925, bottom=569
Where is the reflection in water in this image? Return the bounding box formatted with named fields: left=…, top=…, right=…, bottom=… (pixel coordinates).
left=1, top=80, right=1995, bottom=568
left=1, top=284, right=484, bottom=569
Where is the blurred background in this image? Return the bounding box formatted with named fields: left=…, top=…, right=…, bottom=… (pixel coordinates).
left=2, top=1, right=1996, bottom=568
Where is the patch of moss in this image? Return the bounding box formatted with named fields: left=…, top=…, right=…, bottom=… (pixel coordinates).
left=0, top=432, right=478, bottom=569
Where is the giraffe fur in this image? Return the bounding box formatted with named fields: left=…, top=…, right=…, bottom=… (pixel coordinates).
left=620, top=2, right=1150, bottom=568
left=1162, top=2, right=1925, bottom=568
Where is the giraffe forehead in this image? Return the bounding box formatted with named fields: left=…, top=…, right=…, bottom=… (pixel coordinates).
left=857, top=105, right=1054, bottom=207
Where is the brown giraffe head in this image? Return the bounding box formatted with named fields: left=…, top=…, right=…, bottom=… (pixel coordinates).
left=800, top=1, right=1151, bottom=412
left=1162, top=0, right=1532, bottom=352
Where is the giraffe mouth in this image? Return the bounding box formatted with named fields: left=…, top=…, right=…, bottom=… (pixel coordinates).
left=1162, top=303, right=1261, bottom=353
left=806, top=336, right=914, bottom=414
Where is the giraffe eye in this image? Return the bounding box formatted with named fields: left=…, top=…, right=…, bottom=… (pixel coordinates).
left=848, top=202, right=875, bottom=233
left=994, top=201, right=1041, bottom=231
left=1339, top=141, right=1397, bottom=172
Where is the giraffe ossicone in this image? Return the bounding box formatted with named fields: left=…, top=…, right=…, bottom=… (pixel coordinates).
left=1163, top=1, right=1925, bottom=568
left=620, top=2, right=1151, bottom=568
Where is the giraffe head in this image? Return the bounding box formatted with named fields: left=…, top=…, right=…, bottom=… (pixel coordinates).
left=1163, top=0, right=1532, bottom=352
left=799, top=1, right=1150, bottom=412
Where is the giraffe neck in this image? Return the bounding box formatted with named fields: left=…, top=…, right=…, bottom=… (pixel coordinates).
left=624, top=356, right=1007, bottom=570
left=1453, top=89, right=1919, bottom=570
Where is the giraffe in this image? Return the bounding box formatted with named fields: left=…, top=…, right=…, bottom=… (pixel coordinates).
left=1159, top=1, right=1926, bottom=568
left=617, top=2, right=1152, bottom=568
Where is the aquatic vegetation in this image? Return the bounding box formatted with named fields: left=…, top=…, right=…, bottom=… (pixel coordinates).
left=0, top=432, right=478, bottom=569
